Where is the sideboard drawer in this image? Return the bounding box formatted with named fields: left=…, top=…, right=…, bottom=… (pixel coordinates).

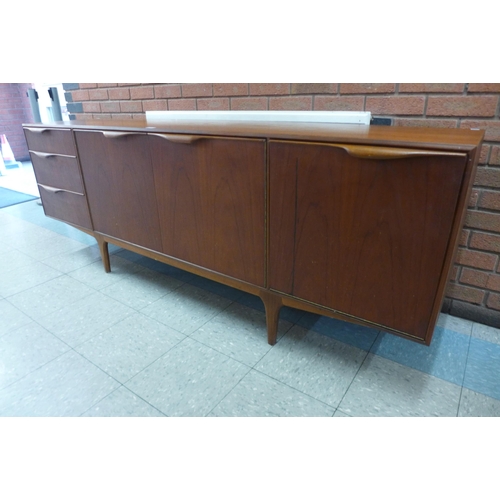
left=24, top=128, right=76, bottom=156
left=38, top=184, right=93, bottom=230
left=30, top=151, right=84, bottom=193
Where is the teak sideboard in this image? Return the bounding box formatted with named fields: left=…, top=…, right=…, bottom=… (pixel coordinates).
left=23, top=117, right=484, bottom=346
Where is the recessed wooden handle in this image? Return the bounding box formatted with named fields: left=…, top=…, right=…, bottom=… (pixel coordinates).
left=101, top=131, right=143, bottom=139
left=333, top=144, right=467, bottom=160
left=148, top=133, right=201, bottom=144
left=25, top=127, right=49, bottom=133
left=38, top=184, right=83, bottom=195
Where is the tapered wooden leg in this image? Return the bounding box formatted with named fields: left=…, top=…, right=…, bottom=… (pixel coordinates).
left=95, top=235, right=111, bottom=273
left=260, top=291, right=283, bottom=346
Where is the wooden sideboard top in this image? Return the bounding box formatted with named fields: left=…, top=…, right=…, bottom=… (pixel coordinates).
left=24, top=118, right=484, bottom=152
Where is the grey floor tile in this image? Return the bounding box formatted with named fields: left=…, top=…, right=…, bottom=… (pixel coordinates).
left=126, top=337, right=250, bottom=417
left=471, top=322, right=500, bottom=346
left=0, top=260, right=62, bottom=298
left=0, top=350, right=120, bottom=416
left=141, top=283, right=232, bottom=335
left=0, top=247, right=37, bottom=272
left=333, top=410, right=351, bottom=417
left=463, top=337, right=500, bottom=400
left=68, top=255, right=144, bottom=290
left=209, top=370, right=334, bottom=417
left=0, top=299, right=33, bottom=338
left=76, top=312, right=185, bottom=383
left=82, top=386, right=165, bottom=417
left=255, top=325, right=367, bottom=408
left=0, top=321, right=70, bottom=390
left=41, top=244, right=102, bottom=273
left=191, top=302, right=292, bottom=367
left=338, top=354, right=462, bottom=417
left=17, top=233, right=88, bottom=261
left=37, top=291, right=136, bottom=348
left=458, top=388, right=500, bottom=417
left=7, top=274, right=95, bottom=320
left=437, top=313, right=473, bottom=335
left=99, top=268, right=184, bottom=310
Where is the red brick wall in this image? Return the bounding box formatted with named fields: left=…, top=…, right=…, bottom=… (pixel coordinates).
left=0, top=83, right=34, bottom=161
left=65, top=82, right=500, bottom=327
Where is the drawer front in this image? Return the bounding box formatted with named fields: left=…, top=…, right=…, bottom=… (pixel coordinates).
left=24, top=127, right=76, bottom=155
left=38, top=184, right=93, bottom=230
left=30, top=151, right=84, bottom=193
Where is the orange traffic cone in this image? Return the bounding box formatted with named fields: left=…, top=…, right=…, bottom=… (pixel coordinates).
left=0, top=149, right=7, bottom=175
left=1, top=134, right=21, bottom=169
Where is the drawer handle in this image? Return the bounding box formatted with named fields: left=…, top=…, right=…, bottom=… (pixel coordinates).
left=25, top=127, right=49, bottom=133
left=334, top=144, right=466, bottom=160
left=101, top=131, right=142, bottom=139
left=31, top=151, right=56, bottom=159
left=148, top=133, right=200, bottom=144
left=39, top=184, right=83, bottom=196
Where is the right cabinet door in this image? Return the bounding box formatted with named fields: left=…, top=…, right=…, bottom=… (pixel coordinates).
left=269, top=140, right=468, bottom=340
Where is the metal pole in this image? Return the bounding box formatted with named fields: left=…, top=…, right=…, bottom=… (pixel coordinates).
left=48, top=87, right=63, bottom=121
left=27, top=89, right=42, bottom=123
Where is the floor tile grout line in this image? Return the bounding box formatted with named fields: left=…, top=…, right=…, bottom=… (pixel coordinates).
left=333, top=330, right=383, bottom=415
left=456, top=327, right=474, bottom=417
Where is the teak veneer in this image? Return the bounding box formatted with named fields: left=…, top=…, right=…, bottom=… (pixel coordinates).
left=23, top=117, right=484, bottom=346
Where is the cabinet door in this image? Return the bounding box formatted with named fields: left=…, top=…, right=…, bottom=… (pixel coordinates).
left=149, top=134, right=266, bottom=286
left=75, top=131, right=162, bottom=252
left=269, top=141, right=467, bottom=340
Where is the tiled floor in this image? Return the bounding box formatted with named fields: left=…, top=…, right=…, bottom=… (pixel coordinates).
left=1, top=197, right=500, bottom=416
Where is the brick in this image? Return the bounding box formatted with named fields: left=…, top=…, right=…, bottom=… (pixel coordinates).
left=340, top=83, right=395, bottom=94
left=213, top=84, right=248, bottom=96
left=108, top=88, right=130, bottom=100
left=469, top=189, right=479, bottom=208
left=474, top=167, right=500, bottom=188
left=181, top=84, right=212, bottom=97
left=118, top=83, right=141, bottom=87
left=249, top=84, right=290, bottom=95
left=83, top=102, right=101, bottom=113
left=479, top=144, right=490, bottom=164
left=465, top=210, right=500, bottom=233
left=399, top=83, right=465, bottom=93
left=366, top=96, right=425, bottom=115
left=71, top=90, right=89, bottom=101
left=487, top=293, right=500, bottom=310
left=112, top=113, right=132, bottom=120
left=92, top=113, right=112, bottom=120
left=230, top=97, right=268, bottom=110
left=449, top=265, right=459, bottom=282
left=314, top=96, right=364, bottom=111
left=79, top=83, right=97, bottom=89
left=490, top=146, right=500, bottom=166
left=487, top=274, right=500, bottom=292
left=197, top=98, right=230, bottom=110
left=468, top=83, right=500, bottom=93
left=460, top=268, right=489, bottom=288
left=130, top=86, right=154, bottom=99
left=427, top=96, right=498, bottom=117
left=100, top=101, right=121, bottom=113
left=460, top=121, right=500, bottom=142
left=67, top=103, right=83, bottom=113
left=168, top=98, right=196, bottom=110
left=478, top=190, right=500, bottom=210
left=88, top=89, right=108, bottom=100
left=455, top=248, right=497, bottom=270
left=142, top=100, right=168, bottom=111
left=460, top=229, right=470, bottom=246
left=291, top=83, right=338, bottom=94
left=62, top=83, right=79, bottom=90
left=446, top=283, right=485, bottom=304
left=470, top=232, right=500, bottom=253
left=154, top=84, right=181, bottom=99
left=269, top=96, right=312, bottom=111
left=393, top=118, right=458, bottom=128
left=97, top=83, right=117, bottom=87
left=119, top=100, right=143, bottom=113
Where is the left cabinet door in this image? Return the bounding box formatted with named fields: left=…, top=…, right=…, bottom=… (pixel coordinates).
left=75, top=130, right=163, bottom=252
